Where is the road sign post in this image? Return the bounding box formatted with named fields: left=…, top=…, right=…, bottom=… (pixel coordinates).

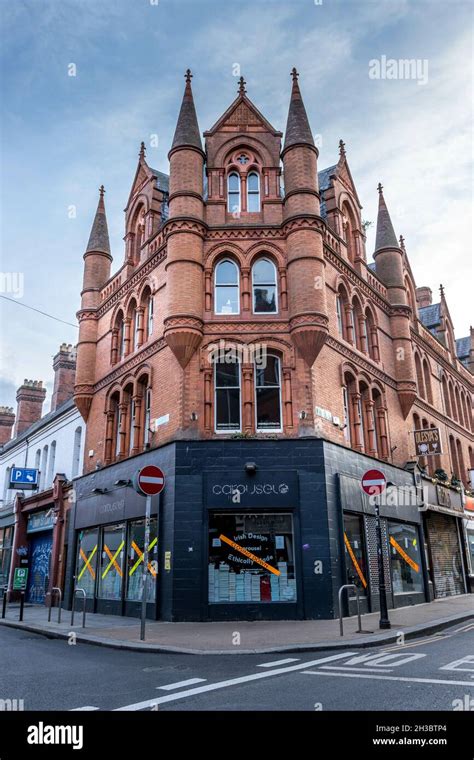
left=133, top=465, right=165, bottom=641
left=361, top=469, right=391, bottom=630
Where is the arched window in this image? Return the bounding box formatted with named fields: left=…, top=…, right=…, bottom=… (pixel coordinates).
left=35, top=449, right=41, bottom=470
left=147, top=294, right=154, bottom=338
left=3, top=467, right=10, bottom=503
left=414, top=353, right=425, bottom=399
left=430, top=423, right=442, bottom=472
left=72, top=427, right=82, bottom=478
left=456, top=440, right=466, bottom=486
left=252, top=258, right=277, bottom=314
left=423, top=359, right=432, bottom=404
left=40, top=445, right=48, bottom=491
left=214, top=358, right=241, bottom=432
left=352, top=297, right=366, bottom=353
left=123, top=383, right=134, bottom=455
left=336, top=295, right=344, bottom=337
left=247, top=172, right=260, bottom=212
left=454, top=386, right=463, bottom=427
left=47, top=441, right=56, bottom=487
left=442, top=375, right=451, bottom=417
left=227, top=172, right=240, bottom=214
left=128, top=300, right=138, bottom=353
left=365, top=308, right=379, bottom=361
left=215, top=259, right=240, bottom=315
left=144, top=387, right=151, bottom=447
left=343, top=372, right=358, bottom=449
left=342, top=202, right=357, bottom=264
left=449, top=435, right=459, bottom=479
left=449, top=381, right=457, bottom=421
left=255, top=355, right=282, bottom=431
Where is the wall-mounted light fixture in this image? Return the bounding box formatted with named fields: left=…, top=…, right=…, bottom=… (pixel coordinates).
left=190, top=412, right=198, bottom=421
left=244, top=462, right=257, bottom=475
left=114, top=479, right=131, bottom=487
left=92, top=487, right=108, bottom=495
left=299, top=411, right=307, bottom=420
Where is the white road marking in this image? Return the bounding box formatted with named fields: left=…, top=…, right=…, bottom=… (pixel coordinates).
left=381, top=637, right=449, bottom=652
left=257, top=658, right=299, bottom=668
left=303, top=670, right=474, bottom=687
left=113, top=651, right=357, bottom=711
left=70, top=706, right=100, bottom=711
left=452, top=622, right=474, bottom=633
left=341, top=652, right=426, bottom=667
left=320, top=665, right=394, bottom=673
left=439, top=655, right=474, bottom=672
left=157, top=678, right=206, bottom=691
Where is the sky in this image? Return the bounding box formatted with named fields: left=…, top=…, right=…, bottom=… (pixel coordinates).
left=0, top=0, right=472, bottom=410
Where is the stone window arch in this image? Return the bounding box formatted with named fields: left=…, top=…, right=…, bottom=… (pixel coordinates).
left=214, top=259, right=240, bottom=315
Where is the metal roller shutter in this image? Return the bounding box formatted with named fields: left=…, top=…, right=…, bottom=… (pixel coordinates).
left=426, top=513, right=464, bottom=597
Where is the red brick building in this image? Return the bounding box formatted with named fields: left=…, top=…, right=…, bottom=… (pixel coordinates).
left=70, top=71, right=473, bottom=621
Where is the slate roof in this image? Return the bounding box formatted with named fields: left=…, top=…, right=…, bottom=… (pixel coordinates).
left=368, top=262, right=376, bottom=272
left=170, top=78, right=202, bottom=153
left=86, top=194, right=110, bottom=254
left=318, top=165, right=337, bottom=193
left=375, top=190, right=398, bottom=251
left=456, top=336, right=470, bottom=360
left=150, top=168, right=169, bottom=193
left=1, top=398, right=76, bottom=455
left=418, top=303, right=441, bottom=330
left=283, top=75, right=314, bottom=152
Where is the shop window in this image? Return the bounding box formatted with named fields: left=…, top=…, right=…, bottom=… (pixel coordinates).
left=75, top=528, right=99, bottom=599
left=252, top=258, right=277, bottom=314
left=0, top=526, right=13, bottom=588
left=98, top=523, right=125, bottom=600
left=126, top=518, right=158, bottom=602
left=388, top=522, right=423, bottom=595
left=208, top=512, right=296, bottom=603
left=215, top=259, right=240, bottom=315
left=215, top=360, right=241, bottom=432
left=247, top=172, right=260, bottom=212
left=343, top=513, right=368, bottom=594
left=255, top=354, right=282, bottom=431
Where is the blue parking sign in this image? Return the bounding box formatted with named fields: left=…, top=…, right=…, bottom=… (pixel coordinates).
left=9, top=468, right=39, bottom=490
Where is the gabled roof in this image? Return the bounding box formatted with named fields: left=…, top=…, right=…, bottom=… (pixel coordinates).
left=1, top=398, right=77, bottom=455
left=205, top=92, right=281, bottom=136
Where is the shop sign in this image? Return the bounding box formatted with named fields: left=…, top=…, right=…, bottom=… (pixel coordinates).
left=26, top=509, right=55, bottom=534
left=13, top=567, right=28, bottom=590
left=414, top=427, right=442, bottom=457
left=436, top=486, right=452, bottom=509
left=206, top=471, right=297, bottom=508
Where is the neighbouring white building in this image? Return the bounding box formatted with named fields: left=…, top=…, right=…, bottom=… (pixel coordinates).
left=0, top=344, right=85, bottom=600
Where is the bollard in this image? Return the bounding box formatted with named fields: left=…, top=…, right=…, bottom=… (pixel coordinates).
left=1, top=586, right=7, bottom=619
left=19, top=591, right=25, bottom=622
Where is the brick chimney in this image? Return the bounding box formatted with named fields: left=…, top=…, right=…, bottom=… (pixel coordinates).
left=416, top=286, right=432, bottom=308
left=14, top=380, right=46, bottom=437
left=0, top=407, right=15, bottom=445
left=51, top=343, right=77, bottom=411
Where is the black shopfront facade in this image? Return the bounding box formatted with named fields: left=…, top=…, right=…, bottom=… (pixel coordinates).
left=66, top=439, right=433, bottom=621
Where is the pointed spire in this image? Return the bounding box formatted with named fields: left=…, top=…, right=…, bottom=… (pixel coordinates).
left=170, top=69, right=202, bottom=154
left=238, top=76, right=246, bottom=95
left=283, top=68, right=315, bottom=152
left=375, top=183, right=399, bottom=252
left=139, top=141, right=146, bottom=160
left=85, top=186, right=110, bottom=255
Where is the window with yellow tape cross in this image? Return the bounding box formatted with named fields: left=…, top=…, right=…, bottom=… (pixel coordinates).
left=126, top=518, right=158, bottom=602
left=99, top=523, right=125, bottom=600
left=75, top=528, right=98, bottom=598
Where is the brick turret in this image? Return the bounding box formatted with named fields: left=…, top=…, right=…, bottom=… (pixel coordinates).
left=163, top=70, right=205, bottom=368
left=0, top=407, right=15, bottom=445
left=373, top=184, right=416, bottom=418
left=74, top=186, right=112, bottom=420
left=282, top=68, right=328, bottom=366
left=14, top=380, right=46, bottom=437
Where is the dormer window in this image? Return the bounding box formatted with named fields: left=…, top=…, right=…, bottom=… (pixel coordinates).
left=227, top=172, right=241, bottom=213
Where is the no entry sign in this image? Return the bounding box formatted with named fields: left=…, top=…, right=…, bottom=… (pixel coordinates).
left=361, top=468, right=387, bottom=496
left=135, top=465, right=165, bottom=496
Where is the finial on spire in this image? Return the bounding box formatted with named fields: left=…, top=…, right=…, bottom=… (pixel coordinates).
left=339, top=139, right=346, bottom=158
left=99, top=185, right=105, bottom=198
left=377, top=182, right=383, bottom=195
left=238, top=76, right=246, bottom=95
left=185, top=68, right=193, bottom=84
left=439, top=283, right=445, bottom=298
left=291, top=67, right=299, bottom=82
left=399, top=234, right=405, bottom=250
left=139, top=141, right=146, bottom=160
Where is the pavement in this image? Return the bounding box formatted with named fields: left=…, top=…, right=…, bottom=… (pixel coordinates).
left=0, top=593, right=472, bottom=654
left=0, top=621, right=473, bottom=712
